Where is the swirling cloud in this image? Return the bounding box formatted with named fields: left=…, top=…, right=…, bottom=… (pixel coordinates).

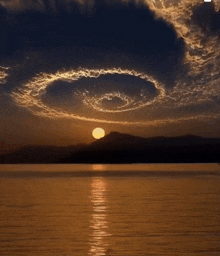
left=144, top=0, right=220, bottom=76
left=11, top=65, right=219, bottom=126
left=3, top=0, right=220, bottom=128
left=77, top=70, right=165, bottom=113
left=11, top=68, right=166, bottom=125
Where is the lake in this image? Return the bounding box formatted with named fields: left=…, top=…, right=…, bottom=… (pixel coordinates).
left=0, top=164, right=220, bottom=256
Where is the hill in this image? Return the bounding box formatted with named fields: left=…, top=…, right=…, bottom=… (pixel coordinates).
left=0, top=141, right=22, bottom=155
left=0, top=144, right=86, bottom=164
left=1, top=132, right=220, bottom=164
left=58, top=132, right=220, bottom=163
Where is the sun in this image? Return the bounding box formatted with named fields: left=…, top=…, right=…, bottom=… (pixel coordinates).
left=92, top=127, right=105, bottom=139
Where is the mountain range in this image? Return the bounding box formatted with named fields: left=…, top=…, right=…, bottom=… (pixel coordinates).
left=1, top=132, right=220, bottom=164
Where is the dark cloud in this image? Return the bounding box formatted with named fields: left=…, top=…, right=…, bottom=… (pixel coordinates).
left=0, top=0, right=220, bottom=144
left=193, top=2, right=220, bottom=35
left=0, top=1, right=184, bottom=82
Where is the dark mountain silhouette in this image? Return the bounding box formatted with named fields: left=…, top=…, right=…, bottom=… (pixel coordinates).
left=0, top=143, right=86, bottom=164
left=88, top=132, right=206, bottom=150
left=58, top=132, right=220, bottom=163
left=1, top=132, right=220, bottom=164
left=0, top=141, right=22, bottom=155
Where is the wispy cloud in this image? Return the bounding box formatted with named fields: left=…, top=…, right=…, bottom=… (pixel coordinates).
left=0, top=66, right=9, bottom=84
left=2, top=0, right=220, bottom=128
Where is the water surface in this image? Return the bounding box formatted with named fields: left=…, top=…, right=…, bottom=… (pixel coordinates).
left=1, top=164, right=220, bottom=255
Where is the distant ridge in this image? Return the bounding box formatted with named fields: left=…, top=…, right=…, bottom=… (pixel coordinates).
left=88, top=132, right=211, bottom=150
left=0, top=141, right=22, bottom=154
left=59, top=132, right=220, bottom=164
left=1, top=132, right=220, bottom=163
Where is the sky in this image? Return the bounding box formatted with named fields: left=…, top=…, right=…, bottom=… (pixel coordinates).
left=0, top=0, right=220, bottom=146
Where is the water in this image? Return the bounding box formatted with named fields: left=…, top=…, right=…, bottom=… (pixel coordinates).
left=1, top=164, right=220, bottom=256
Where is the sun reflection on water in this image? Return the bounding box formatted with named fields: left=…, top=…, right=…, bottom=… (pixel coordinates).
left=92, top=164, right=106, bottom=171
left=89, top=178, right=111, bottom=256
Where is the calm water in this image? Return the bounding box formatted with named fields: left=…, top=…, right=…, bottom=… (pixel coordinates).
left=0, top=164, right=220, bottom=256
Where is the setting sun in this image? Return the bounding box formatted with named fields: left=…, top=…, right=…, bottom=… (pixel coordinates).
left=92, top=127, right=105, bottom=139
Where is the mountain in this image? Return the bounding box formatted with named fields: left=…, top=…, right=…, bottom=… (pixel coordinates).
left=58, top=132, right=220, bottom=164
left=1, top=132, right=220, bottom=164
left=0, top=144, right=86, bottom=164
left=0, top=141, right=22, bottom=155
left=88, top=132, right=205, bottom=150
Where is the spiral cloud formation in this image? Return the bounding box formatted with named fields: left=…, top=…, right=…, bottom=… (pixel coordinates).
left=12, top=68, right=166, bottom=125
left=1, top=0, right=220, bottom=126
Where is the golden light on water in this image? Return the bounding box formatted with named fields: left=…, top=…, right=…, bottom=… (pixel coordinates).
left=89, top=178, right=111, bottom=256
left=92, top=164, right=106, bottom=171
left=92, top=128, right=105, bottom=140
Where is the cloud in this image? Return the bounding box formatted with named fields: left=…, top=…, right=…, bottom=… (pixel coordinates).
left=0, top=0, right=95, bottom=12
left=11, top=68, right=165, bottom=124
left=11, top=66, right=220, bottom=126
left=142, top=0, right=220, bottom=108
left=0, top=66, right=9, bottom=84
left=2, top=0, right=220, bottom=127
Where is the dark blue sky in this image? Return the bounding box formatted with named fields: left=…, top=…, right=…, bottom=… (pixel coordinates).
left=0, top=0, right=220, bottom=145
